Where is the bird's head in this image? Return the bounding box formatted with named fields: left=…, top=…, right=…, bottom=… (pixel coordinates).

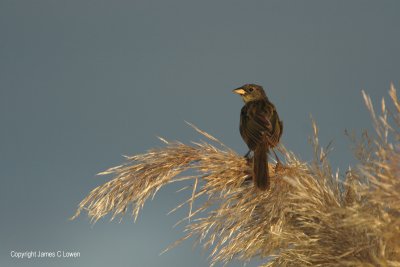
left=232, top=84, right=267, bottom=103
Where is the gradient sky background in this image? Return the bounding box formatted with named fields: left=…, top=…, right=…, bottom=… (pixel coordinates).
left=1, top=1, right=399, bottom=267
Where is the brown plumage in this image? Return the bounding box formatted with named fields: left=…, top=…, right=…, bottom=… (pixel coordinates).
left=233, top=84, right=283, bottom=190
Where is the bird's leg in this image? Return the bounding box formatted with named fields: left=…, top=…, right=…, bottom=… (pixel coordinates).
left=272, top=149, right=281, bottom=164
left=244, top=150, right=253, bottom=165
left=244, top=150, right=251, bottom=159
left=272, top=149, right=283, bottom=172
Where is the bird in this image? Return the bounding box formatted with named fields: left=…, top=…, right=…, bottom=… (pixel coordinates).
left=233, top=84, right=283, bottom=190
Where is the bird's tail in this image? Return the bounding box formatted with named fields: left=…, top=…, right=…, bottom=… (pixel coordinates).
left=253, top=145, right=269, bottom=190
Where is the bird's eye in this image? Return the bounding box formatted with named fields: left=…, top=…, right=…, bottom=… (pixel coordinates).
left=248, top=88, right=253, bottom=92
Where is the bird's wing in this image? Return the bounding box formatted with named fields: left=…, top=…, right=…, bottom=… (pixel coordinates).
left=240, top=102, right=270, bottom=149
left=266, top=117, right=282, bottom=147
left=240, top=101, right=281, bottom=149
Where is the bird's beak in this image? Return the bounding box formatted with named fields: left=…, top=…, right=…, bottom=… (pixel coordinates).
left=233, top=88, right=246, bottom=95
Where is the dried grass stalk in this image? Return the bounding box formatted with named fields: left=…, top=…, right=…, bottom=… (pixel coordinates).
left=73, top=86, right=400, bottom=266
